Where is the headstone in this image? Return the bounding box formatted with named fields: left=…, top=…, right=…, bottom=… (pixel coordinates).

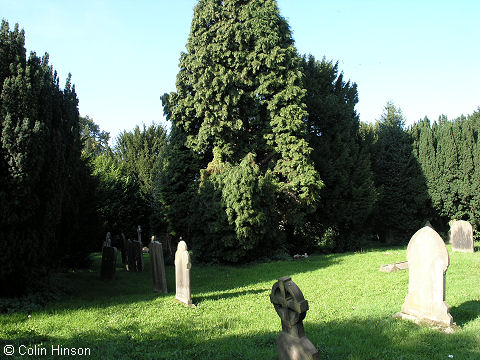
left=100, top=246, right=117, bottom=280
left=174, top=240, right=192, bottom=305
left=449, top=220, right=474, bottom=253
left=150, top=236, right=168, bottom=293
left=395, top=226, right=453, bottom=326
left=270, top=276, right=318, bottom=360
left=121, top=233, right=127, bottom=265
left=127, top=239, right=136, bottom=271
left=425, top=220, right=434, bottom=229
left=103, top=232, right=112, bottom=248
left=133, top=240, right=144, bottom=272
left=379, top=261, right=409, bottom=273
left=137, top=225, right=142, bottom=244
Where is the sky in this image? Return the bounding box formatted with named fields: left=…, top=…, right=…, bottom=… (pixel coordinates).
left=1, top=0, right=479, bottom=141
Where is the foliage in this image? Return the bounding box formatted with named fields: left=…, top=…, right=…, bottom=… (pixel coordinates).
left=79, top=115, right=110, bottom=158
left=411, top=109, right=480, bottom=238
left=94, top=123, right=167, bottom=241
left=299, top=55, right=376, bottom=251
left=159, top=0, right=322, bottom=262
left=370, top=102, right=430, bottom=244
left=0, top=21, right=99, bottom=296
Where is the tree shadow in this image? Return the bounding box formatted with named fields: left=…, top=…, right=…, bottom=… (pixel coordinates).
left=193, top=288, right=269, bottom=304
left=450, top=300, right=480, bottom=327
left=2, top=316, right=479, bottom=360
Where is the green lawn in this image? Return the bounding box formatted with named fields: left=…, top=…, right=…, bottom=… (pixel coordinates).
left=1, top=244, right=479, bottom=359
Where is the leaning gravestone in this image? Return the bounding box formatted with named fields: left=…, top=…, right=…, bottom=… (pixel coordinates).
left=175, top=240, right=192, bottom=305
left=449, top=220, right=474, bottom=253
left=100, top=246, right=117, bottom=280
left=395, top=226, right=453, bottom=326
left=150, top=236, right=168, bottom=293
left=270, top=276, right=318, bottom=360
left=133, top=240, right=144, bottom=272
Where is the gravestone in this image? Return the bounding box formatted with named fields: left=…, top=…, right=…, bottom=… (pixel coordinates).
left=150, top=236, right=168, bottom=293
left=379, top=261, right=409, bottom=273
left=100, top=246, right=117, bottom=280
left=126, top=239, right=136, bottom=271
left=133, top=240, right=144, bottom=272
left=103, top=232, right=112, bottom=248
left=425, top=220, right=434, bottom=229
left=120, top=233, right=127, bottom=265
left=395, top=226, right=453, bottom=326
left=137, top=225, right=142, bottom=244
left=449, top=220, right=474, bottom=253
left=175, top=240, right=192, bottom=305
left=270, top=276, right=318, bottom=360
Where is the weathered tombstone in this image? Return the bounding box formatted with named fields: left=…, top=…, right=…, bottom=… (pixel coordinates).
left=127, top=239, right=136, bottom=271
left=425, top=220, right=434, bottom=229
left=379, top=261, right=409, bottom=273
left=449, top=220, right=474, bottom=253
left=133, top=240, right=144, bottom=272
left=103, top=232, right=112, bottom=248
left=270, top=276, right=318, bottom=360
left=150, top=236, right=168, bottom=293
left=137, top=225, right=142, bottom=244
left=100, top=246, right=117, bottom=280
left=120, top=233, right=127, bottom=265
left=174, top=240, right=192, bottom=305
left=395, top=226, right=453, bottom=326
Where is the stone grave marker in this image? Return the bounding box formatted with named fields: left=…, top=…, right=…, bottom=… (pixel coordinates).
left=270, top=276, right=318, bottom=360
left=103, top=232, right=112, bottom=248
left=174, top=240, right=192, bottom=305
left=379, top=261, right=409, bottom=273
left=425, top=220, right=434, bottom=229
left=133, top=240, right=144, bottom=272
left=126, top=239, right=136, bottom=271
left=100, top=246, right=117, bottom=280
left=449, top=220, right=474, bottom=253
left=395, top=226, right=453, bottom=326
left=150, top=236, right=168, bottom=293
left=120, top=233, right=127, bottom=265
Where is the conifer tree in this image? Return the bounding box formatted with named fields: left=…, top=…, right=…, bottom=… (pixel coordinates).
left=300, top=55, right=376, bottom=250
left=160, top=0, right=322, bottom=261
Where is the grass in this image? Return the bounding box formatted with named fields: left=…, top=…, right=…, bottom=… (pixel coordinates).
left=1, top=243, right=479, bottom=359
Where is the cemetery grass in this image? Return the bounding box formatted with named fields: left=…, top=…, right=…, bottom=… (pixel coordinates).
left=1, top=244, right=479, bottom=359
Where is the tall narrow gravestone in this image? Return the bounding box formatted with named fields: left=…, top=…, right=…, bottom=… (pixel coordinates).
left=270, top=276, right=318, bottom=360
left=150, top=236, right=168, bottom=293
left=103, top=232, right=112, bottom=248
left=449, top=220, right=474, bottom=253
left=126, top=239, right=136, bottom=271
left=395, top=227, right=453, bottom=326
left=100, top=246, right=117, bottom=280
left=175, top=241, right=192, bottom=305
left=121, top=233, right=127, bottom=265
left=133, top=240, right=144, bottom=272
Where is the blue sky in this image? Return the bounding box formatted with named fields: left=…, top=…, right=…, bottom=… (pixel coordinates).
left=1, top=0, right=479, bottom=141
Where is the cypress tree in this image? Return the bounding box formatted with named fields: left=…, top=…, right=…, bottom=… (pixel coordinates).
left=160, top=0, right=322, bottom=262
left=300, top=55, right=376, bottom=250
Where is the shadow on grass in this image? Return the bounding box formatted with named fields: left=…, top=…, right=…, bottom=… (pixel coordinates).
left=194, top=288, right=269, bottom=304
left=2, top=316, right=479, bottom=360
left=451, top=300, right=480, bottom=327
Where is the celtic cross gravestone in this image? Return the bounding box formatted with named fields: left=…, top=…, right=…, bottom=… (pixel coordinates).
left=270, top=276, right=318, bottom=360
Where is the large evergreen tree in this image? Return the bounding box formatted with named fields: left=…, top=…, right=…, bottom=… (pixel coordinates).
left=160, top=0, right=322, bottom=262
left=299, top=55, right=376, bottom=250
left=371, top=102, right=429, bottom=243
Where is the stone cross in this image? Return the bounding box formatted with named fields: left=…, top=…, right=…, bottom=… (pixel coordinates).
left=103, top=232, right=112, bottom=248
left=100, top=246, right=117, bottom=280
left=396, top=226, right=453, bottom=326
left=449, top=220, right=474, bottom=253
left=150, top=235, right=168, bottom=293
left=174, top=240, right=192, bottom=305
left=270, top=276, right=318, bottom=360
